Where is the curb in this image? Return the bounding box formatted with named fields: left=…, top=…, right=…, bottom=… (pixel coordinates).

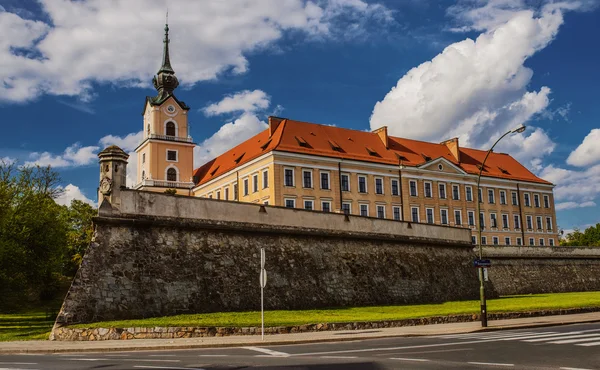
left=2, top=315, right=600, bottom=354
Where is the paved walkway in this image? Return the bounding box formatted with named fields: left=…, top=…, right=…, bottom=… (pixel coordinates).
left=2, top=312, right=600, bottom=354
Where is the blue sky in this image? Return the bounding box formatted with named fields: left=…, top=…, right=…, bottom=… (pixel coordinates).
left=0, top=0, right=599, bottom=233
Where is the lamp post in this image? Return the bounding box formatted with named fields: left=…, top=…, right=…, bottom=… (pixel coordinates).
left=476, top=124, right=526, bottom=327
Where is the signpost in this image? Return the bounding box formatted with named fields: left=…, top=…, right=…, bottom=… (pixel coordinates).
left=260, top=248, right=267, bottom=340
left=473, top=259, right=491, bottom=268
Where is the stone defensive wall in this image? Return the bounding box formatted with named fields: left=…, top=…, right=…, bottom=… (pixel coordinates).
left=53, top=189, right=479, bottom=328
left=483, top=246, right=600, bottom=295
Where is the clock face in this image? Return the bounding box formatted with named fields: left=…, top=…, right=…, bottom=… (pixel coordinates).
left=166, top=105, right=176, bottom=113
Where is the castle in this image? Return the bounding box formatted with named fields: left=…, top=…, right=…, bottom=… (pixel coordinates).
left=130, top=23, right=558, bottom=247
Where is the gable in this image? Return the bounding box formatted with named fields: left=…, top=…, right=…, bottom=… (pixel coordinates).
left=418, top=157, right=466, bottom=175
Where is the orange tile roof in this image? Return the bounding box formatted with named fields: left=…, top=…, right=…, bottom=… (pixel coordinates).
left=193, top=118, right=552, bottom=186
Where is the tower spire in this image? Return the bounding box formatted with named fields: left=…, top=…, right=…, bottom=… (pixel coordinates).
left=158, top=12, right=174, bottom=74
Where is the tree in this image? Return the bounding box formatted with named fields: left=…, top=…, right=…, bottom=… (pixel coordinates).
left=61, top=200, right=96, bottom=276
left=560, top=224, right=600, bottom=246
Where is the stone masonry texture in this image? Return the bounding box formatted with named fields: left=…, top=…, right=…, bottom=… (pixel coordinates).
left=54, top=215, right=479, bottom=326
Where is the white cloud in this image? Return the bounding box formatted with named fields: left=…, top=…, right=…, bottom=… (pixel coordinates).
left=540, top=164, right=600, bottom=204
left=54, top=184, right=96, bottom=207
left=99, top=131, right=143, bottom=152
left=194, top=113, right=268, bottom=166
left=555, top=201, right=596, bottom=210
left=1, top=156, right=16, bottom=165
left=370, top=2, right=586, bottom=168
left=203, top=90, right=271, bottom=116
left=566, top=128, right=600, bottom=167
left=0, top=0, right=392, bottom=103
left=25, top=143, right=99, bottom=168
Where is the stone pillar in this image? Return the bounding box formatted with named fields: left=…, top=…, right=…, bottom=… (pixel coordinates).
left=98, top=145, right=129, bottom=212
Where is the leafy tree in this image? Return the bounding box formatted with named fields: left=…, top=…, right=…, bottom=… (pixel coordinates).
left=560, top=224, right=600, bottom=246
left=61, top=200, right=96, bottom=276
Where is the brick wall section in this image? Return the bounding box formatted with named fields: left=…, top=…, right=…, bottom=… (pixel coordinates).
left=483, top=246, right=600, bottom=295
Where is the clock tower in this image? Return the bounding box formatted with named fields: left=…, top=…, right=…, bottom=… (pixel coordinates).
left=134, top=22, right=195, bottom=195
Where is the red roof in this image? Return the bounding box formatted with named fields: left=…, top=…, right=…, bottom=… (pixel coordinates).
left=193, top=118, right=552, bottom=186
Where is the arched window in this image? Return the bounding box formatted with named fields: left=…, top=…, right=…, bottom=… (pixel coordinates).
left=166, top=122, right=176, bottom=136
left=167, top=168, right=177, bottom=182
left=141, top=170, right=145, bottom=180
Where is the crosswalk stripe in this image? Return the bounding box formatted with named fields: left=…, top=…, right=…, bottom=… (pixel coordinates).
left=547, top=334, right=600, bottom=344
left=432, top=332, right=539, bottom=339
left=577, top=341, right=600, bottom=347
left=505, top=330, right=597, bottom=341
left=525, top=333, right=600, bottom=343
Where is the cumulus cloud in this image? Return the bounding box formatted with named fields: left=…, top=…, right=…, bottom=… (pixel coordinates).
left=539, top=164, right=600, bottom=205
left=99, top=131, right=143, bottom=152
left=194, top=113, right=268, bottom=166
left=556, top=201, right=597, bottom=211
left=566, top=128, right=600, bottom=167
left=25, top=143, right=99, bottom=168
left=203, top=90, right=271, bottom=116
left=370, top=2, right=586, bottom=169
left=0, top=0, right=392, bottom=103
left=54, top=184, right=96, bottom=207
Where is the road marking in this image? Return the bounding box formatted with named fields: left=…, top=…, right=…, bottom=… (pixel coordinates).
left=0, top=364, right=37, bottom=366
left=508, top=329, right=600, bottom=341
left=107, top=354, right=130, bottom=357
left=560, top=367, right=594, bottom=370
left=0, top=368, right=40, bottom=370
left=525, top=333, right=600, bottom=343
left=577, top=341, right=600, bottom=347
left=123, top=359, right=180, bottom=363
left=320, top=356, right=358, bottom=359
left=389, top=357, right=430, bottom=362
left=468, top=362, right=514, bottom=367
left=198, top=355, right=229, bottom=357
left=149, top=354, right=177, bottom=357
left=549, top=335, right=600, bottom=344
left=434, top=331, right=542, bottom=339
left=134, top=367, right=206, bottom=370
left=66, top=358, right=107, bottom=361
left=242, top=346, right=290, bottom=357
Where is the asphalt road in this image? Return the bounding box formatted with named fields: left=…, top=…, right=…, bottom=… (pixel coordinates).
left=1, top=323, right=599, bottom=370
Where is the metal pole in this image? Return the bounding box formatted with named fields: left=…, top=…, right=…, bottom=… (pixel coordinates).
left=476, top=130, right=512, bottom=328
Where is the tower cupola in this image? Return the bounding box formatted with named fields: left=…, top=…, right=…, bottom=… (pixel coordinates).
left=152, top=22, right=179, bottom=102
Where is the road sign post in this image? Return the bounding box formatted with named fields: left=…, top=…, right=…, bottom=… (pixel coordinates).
left=260, top=248, right=266, bottom=341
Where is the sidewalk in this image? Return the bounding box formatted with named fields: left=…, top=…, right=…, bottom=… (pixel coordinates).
left=1, top=312, right=599, bottom=354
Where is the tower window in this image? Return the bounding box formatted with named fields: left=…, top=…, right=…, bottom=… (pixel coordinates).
left=166, top=121, right=176, bottom=136
left=167, top=168, right=177, bottom=182
left=141, top=170, right=145, bottom=180
left=167, top=150, right=177, bottom=161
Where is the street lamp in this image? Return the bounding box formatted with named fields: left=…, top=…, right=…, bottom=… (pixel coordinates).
left=476, top=124, right=526, bottom=327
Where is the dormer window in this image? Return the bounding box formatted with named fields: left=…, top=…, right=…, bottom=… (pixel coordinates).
left=295, top=136, right=310, bottom=147
left=166, top=122, right=176, bottom=136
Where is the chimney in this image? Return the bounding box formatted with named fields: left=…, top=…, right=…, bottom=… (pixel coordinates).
left=268, top=116, right=285, bottom=137
left=441, top=137, right=460, bottom=162
left=372, top=126, right=389, bottom=149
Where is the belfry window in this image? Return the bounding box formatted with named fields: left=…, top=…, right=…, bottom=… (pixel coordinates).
left=167, top=168, right=177, bottom=181
left=166, top=122, right=176, bottom=136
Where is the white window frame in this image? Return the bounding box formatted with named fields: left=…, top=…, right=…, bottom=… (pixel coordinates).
left=224, top=187, right=229, bottom=201
left=490, top=213, right=498, bottom=228
left=481, top=236, right=487, bottom=245
left=284, top=198, right=296, bottom=208
left=216, top=190, right=221, bottom=200
left=546, top=216, right=553, bottom=231
left=549, top=238, right=555, bottom=246
left=529, top=237, right=535, bottom=246
left=480, top=211, right=485, bottom=228
left=164, top=119, right=178, bottom=136
left=526, top=215, right=533, bottom=230
left=543, top=195, right=550, bottom=208
left=391, top=178, right=399, bottom=196
left=468, top=211, right=475, bottom=226
left=409, top=180, right=418, bottom=197
left=514, top=214, right=521, bottom=229
left=488, top=188, right=495, bottom=204
left=165, top=165, right=179, bottom=182
left=376, top=204, right=385, bottom=219
left=472, top=236, right=477, bottom=245
left=454, top=209, right=462, bottom=226
left=392, top=206, right=401, bottom=221
left=511, top=191, right=519, bottom=206
left=342, top=201, right=352, bottom=215
left=302, top=169, right=313, bottom=189
left=504, top=237, right=511, bottom=245
left=142, top=152, right=146, bottom=164
left=424, top=181, right=433, bottom=198
left=439, top=183, right=447, bottom=199
left=233, top=183, right=239, bottom=200
left=466, top=186, right=473, bottom=202
left=166, top=149, right=178, bottom=162
left=243, top=177, right=249, bottom=196
left=321, top=200, right=332, bottom=212
left=534, top=194, right=540, bottom=208
left=411, top=206, right=420, bottom=223
left=284, top=167, right=295, bottom=187
left=262, top=169, right=269, bottom=189
left=536, top=216, right=543, bottom=230
left=539, top=238, right=545, bottom=246
left=253, top=173, right=259, bottom=193
left=320, top=171, right=331, bottom=190
left=341, top=173, right=350, bottom=192
left=502, top=214, right=509, bottom=229
left=360, top=203, right=369, bottom=217
left=375, top=177, right=384, bottom=195
left=440, top=208, right=448, bottom=225
left=524, top=192, right=531, bottom=207
left=358, top=175, right=368, bottom=193
left=304, top=199, right=314, bottom=210
left=516, top=237, right=522, bottom=246
left=492, top=236, right=499, bottom=245
left=426, top=207, right=435, bottom=224
left=500, top=190, right=507, bottom=205
left=452, top=184, right=460, bottom=200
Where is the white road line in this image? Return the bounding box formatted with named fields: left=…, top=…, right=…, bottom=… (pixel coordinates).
left=0, top=364, right=37, bottom=366
left=576, top=341, right=600, bottom=347
left=107, top=354, right=130, bottom=357
left=123, top=359, right=180, bottom=363
left=549, top=335, right=600, bottom=344
left=560, top=367, right=594, bottom=370
left=510, top=329, right=600, bottom=341
left=468, top=362, right=514, bottom=367
left=390, top=357, right=430, bottom=362
left=149, top=355, right=177, bottom=357
left=66, top=358, right=107, bottom=361
left=525, top=333, right=600, bottom=343
left=450, top=332, right=557, bottom=341
left=242, top=346, right=290, bottom=357
left=198, top=355, right=229, bottom=357
left=134, top=366, right=206, bottom=370
left=431, top=332, right=540, bottom=339
left=0, top=368, right=40, bottom=370
left=320, top=356, right=358, bottom=359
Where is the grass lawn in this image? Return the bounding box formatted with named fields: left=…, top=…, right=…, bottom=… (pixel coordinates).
left=0, top=311, right=55, bottom=341
left=3, top=291, right=599, bottom=341
left=69, top=291, right=600, bottom=330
